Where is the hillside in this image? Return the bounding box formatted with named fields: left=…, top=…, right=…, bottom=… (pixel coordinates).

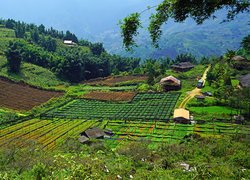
left=0, top=27, right=68, bottom=88
left=0, top=20, right=140, bottom=85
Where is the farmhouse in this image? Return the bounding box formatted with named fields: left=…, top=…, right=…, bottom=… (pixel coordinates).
left=231, top=55, right=246, bottom=61
left=63, top=40, right=76, bottom=46
left=173, top=108, right=190, bottom=124
left=231, top=55, right=250, bottom=70
left=160, top=76, right=181, bottom=91
left=171, top=62, right=195, bottom=72
left=79, top=127, right=113, bottom=143
left=239, top=74, right=250, bottom=88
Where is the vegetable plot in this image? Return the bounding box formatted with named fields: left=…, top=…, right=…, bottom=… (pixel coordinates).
left=44, top=92, right=181, bottom=121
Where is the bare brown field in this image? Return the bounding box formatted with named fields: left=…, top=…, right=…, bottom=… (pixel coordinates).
left=0, top=78, right=63, bottom=111
left=84, top=75, right=147, bottom=86
left=83, top=91, right=136, bottom=101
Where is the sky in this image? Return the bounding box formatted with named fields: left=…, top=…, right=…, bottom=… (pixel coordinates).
left=0, top=0, right=161, bottom=36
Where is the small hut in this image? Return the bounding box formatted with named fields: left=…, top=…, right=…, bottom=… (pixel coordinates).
left=231, top=55, right=246, bottom=61
left=79, top=127, right=114, bottom=144
left=63, top=40, right=76, bottom=46
left=173, top=108, right=190, bottom=124
left=231, top=56, right=250, bottom=70
left=171, top=62, right=195, bottom=72
left=239, top=74, right=250, bottom=88
left=160, top=76, right=181, bottom=91
left=81, top=127, right=105, bottom=139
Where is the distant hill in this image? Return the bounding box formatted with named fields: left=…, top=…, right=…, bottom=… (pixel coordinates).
left=0, top=0, right=249, bottom=59
left=96, top=13, right=250, bottom=59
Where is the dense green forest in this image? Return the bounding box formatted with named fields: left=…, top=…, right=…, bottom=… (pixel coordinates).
left=0, top=19, right=140, bottom=82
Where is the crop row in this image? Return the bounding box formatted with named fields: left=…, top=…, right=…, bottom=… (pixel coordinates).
left=43, top=93, right=181, bottom=121
left=1, top=118, right=249, bottom=150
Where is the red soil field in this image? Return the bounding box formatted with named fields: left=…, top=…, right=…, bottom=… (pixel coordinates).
left=83, top=91, right=136, bottom=101
left=0, top=78, right=63, bottom=111
left=84, top=75, right=147, bottom=86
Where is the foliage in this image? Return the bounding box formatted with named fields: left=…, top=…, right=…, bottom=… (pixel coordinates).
left=5, top=40, right=24, bottom=73
left=241, top=34, right=250, bottom=52
left=0, top=19, right=141, bottom=83
left=0, top=55, right=67, bottom=88
left=175, top=53, right=197, bottom=64
left=120, top=13, right=141, bottom=50
left=0, top=136, right=249, bottom=179
left=121, top=0, right=250, bottom=49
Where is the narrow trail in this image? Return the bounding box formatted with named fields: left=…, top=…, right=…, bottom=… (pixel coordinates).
left=179, top=65, right=211, bottom=109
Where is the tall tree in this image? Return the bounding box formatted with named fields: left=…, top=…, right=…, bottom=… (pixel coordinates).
left=5, top=41, right=24, bottom=73
left=15, top=22, right=26, bottom=38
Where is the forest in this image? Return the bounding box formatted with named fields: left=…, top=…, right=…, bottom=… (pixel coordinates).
left=1, top=19, right=140, bottom=82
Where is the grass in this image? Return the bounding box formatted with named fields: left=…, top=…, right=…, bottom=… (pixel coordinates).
left=0, top=56, right=68, bottom=89
left=57, top=84, right=138, bottom=97
left=189, top=106, right=237, bottom=115
left=0, top=28, right=16, bottom=55
left=231, top=78, right=239, bottom=87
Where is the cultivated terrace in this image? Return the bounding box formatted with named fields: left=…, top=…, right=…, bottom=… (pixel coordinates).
left=0, top=17, right=249, bottom=179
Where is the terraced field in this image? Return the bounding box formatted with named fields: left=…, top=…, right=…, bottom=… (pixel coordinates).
left=43, top=92, right=181, bottom=121
left=84, top=75, right=147, bottom=86
left=0, top=77, right=63, bottom=110
left=0, top=119, right=102, bottom=150
left=1, top=118, right=249, bottom=150
left=83, top=91, right=136, bottom=101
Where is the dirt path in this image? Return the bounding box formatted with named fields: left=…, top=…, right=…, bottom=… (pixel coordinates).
left=179, top=65, right=211, bottom=109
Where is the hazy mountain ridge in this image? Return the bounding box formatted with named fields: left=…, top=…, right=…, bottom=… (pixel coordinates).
left=0, top=0, right=249, bottom=59
left=96, top=13, right=250, bottom=59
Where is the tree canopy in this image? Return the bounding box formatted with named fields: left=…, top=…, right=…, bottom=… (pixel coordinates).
left=120, top=0, right=250, bottom=50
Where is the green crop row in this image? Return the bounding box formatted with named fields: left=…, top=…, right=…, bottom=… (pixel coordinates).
left=44, top=93, right=181, bottom=121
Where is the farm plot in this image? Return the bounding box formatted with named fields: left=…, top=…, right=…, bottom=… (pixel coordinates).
left=194, top=122, right=250, bottom=137
left=105, top=121, right=194, bottom=144
left=44, top=92, right=181, bottom=121
left=0, top=119, right=102, bottom=150
left=0, top=78, right=63, bottom=110
left=83, top=91, right=136, bottom=101
left=84, top=75, right=147, bottom=86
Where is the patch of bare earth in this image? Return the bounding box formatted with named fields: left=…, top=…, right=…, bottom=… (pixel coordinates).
left=82, top=91, right=137, bottom=101
left=0, top=78, right=63, bottom=111
left=84, top=75, right=147, bottom=86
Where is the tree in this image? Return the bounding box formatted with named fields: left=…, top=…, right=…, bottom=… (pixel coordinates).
left=175, top=53, right=197, bottom=64
left=31, top=28, right=39, bottom=43
left=90, top=43, right=105, bottom=56
left=5, top=41, right=24, bottom=73
left=38, top=24, right=45, bottom=34
left=241, top=34, right=250, bottom=51
left=5, top=19, right=15, bottom=29
left=120, top=0, right=250, bottom=50
left=15, top=22, right=26, bottom=38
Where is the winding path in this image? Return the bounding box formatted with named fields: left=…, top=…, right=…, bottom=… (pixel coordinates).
left=178, top=65, right=211, bottom=109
